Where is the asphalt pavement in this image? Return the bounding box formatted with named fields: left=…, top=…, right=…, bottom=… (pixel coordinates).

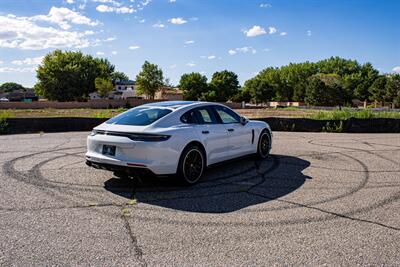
left=0, top=131, right=399, bottom=266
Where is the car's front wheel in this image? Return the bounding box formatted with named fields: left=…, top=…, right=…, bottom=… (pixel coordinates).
left=257, top=130, right=271, bottom=159
left=177, top=144, right=205, bottom=184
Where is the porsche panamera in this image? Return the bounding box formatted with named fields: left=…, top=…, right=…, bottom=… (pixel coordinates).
left=86, top=101, right=272, bottom=184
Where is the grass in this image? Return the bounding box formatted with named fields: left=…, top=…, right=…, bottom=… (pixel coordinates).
left=0, top=110, right=14, bottom=119
left=310, top=108, right=400, bottom=120
left=0, top=107, right=399, bottom=120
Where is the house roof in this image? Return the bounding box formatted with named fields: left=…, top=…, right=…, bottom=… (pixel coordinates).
left=115, top=80, right=135, bottom=86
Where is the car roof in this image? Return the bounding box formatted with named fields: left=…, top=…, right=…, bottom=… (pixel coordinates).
left=142, top=100, right=214, bottom=110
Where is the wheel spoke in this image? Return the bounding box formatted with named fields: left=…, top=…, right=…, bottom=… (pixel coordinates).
left=183, top=149, right=203, bottom=182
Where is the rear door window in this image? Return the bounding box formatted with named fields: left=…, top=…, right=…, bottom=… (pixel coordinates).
left=181, top=107, right=218, bottom=124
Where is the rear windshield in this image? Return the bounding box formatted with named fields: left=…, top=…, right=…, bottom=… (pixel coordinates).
left=106, top=107, right=172, bottom=126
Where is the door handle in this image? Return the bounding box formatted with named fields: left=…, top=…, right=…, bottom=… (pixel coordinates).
left=227, top=128, right=234, bottom=132
left=202, top=130, right=209, bottom=134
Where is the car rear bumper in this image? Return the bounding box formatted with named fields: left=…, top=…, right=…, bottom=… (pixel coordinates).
left=86, top=134, right=180, bottom=175
left=85, top=159, right=157, bottom=177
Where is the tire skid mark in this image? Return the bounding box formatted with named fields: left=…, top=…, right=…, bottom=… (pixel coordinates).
left=2, top=138, right=399, bottom=230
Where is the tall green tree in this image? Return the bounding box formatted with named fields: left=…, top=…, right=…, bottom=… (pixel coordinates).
left=0, top=82, right=24, bottom=93
left=244, top=76, right=275, bottom=103
left=202, top=70, right=239, bottom=101
left=385, top=74, right=400, bottom=107
left=95, top=77, right=114, bottom=98
left=179, top=72, right=208, bottom=100
left=111, top=71, right=129, bottom=83
left=368, top=76, right=388, bottom=104
left=352, top=63, right=379, bottom=101
left=305, top=74, right=346, bottom=106
left=135, top=61, right=164, bottom=99
left=35, top=50, right=115, bottom=101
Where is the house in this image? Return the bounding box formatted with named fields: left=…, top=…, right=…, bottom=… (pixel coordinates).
left=89, top=80, right=144, bottom=100
left=2, top=89, right=38, bottom=102
left=115, top=80, right=136, bottom=92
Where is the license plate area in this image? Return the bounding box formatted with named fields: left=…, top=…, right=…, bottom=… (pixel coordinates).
left=102, top=145, right=116, bottom=156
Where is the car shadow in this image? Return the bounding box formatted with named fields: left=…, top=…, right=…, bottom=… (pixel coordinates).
left=104, top=154, right=311, bottom=213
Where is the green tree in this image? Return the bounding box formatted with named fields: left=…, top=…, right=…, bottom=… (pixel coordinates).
left=385, top=74, right=400, bottom=107
left=352, top=63, right=379, bottom=101
left=244, top=76, right=274, bottom=103
left=0, top=82, right=24, bottom=93
left=368, top=75, right=387, bottom=104
left=95, top=77, right=114, bottom=98
left=35, top=50, right=115, bottom=101
left=111, top=71, right=129, bottom=83
left=179, top=72, right=208, bottom=100
left=305, top=74, right=346, bottom=106
left=203, top=70, right=239, bottom=102
left=135, top=61, right=164, bottom=99
left=230, top=87, right=252, bottom=103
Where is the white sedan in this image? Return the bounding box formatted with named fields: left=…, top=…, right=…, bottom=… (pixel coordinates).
left=86, top=101, right=272, bottom=184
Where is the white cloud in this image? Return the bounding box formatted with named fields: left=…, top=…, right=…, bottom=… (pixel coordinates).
left=268, top=26, right=277, bottom=34
left=111, top=50, right=117, bottom=55
left=228, top=46, right=256, bottom=55
left=169, top=0, right=176, bottom=2
left=136, top=0, right=151, bottom=10
left=96, top=51, right=105, bottom=55
left=0, top=60, right=3, bottom=64
left=185, top=40, right=195, bottom=44
left=11, top=56, right=44, bottom=65
left=392, top=66, right=400, bottom=73
left=0, top=13, right=96, bottom=50
left=96, top=4, right=135, bottom=13
left=152, top=22, right=165, bottom=28
left=139, top=19, right=145, bottom=23
left=170, top=64, right=177, bottom=68
left=0, top=67, right=36, bottom=73
left=207, top=55, right=216, bottom=59
left=280, top=32, right=287, bottom=36
left=30, top=7, right=99, bottom=30
left=228, top=49, right=237, bottom=55
left=92, top=0, right=122, bottom=6
left=168, top=17, right=187, bottom=25
left=260, top=3, right=272, bottom=8
left=307, top=30, right=312, bottom=36
left=200, top=71, right=206, bottom=75
left=244, top=25, right=266, bottom=37
left=263, top=48, right=270, bottom=52
left=104, top=37, right=116, bottom=41
left=78, top=0, right=87, bottom=10
left=66, top=0, right=75, bottom=4
left=186, top=62, right=196, bottom=67
left=129, top=45, right=140, bottom=50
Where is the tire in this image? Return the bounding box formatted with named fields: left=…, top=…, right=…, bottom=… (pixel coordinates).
left=177, top=144, right=205, bottom=185
left=256, top=129, right=271, bottom=159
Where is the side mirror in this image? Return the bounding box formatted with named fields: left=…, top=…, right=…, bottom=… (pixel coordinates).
left=240, top=116, right=248, bottom=125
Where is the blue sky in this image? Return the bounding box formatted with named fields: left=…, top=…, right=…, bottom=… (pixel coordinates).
left=0, top=0, right=399, bottom=87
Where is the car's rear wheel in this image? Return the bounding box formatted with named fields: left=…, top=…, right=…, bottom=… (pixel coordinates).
left=178, top=144, right=205, bottom=184
left=257, top=130, right=271, bottom=159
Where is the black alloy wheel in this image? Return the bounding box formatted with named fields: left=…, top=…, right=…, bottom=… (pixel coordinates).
left=257, top=130, right=271, bottom=159
left=179, top=145, right=205, bottom=184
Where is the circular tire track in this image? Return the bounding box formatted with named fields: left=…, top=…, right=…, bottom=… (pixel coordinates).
left=2, top=137, right=400, bottom=228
